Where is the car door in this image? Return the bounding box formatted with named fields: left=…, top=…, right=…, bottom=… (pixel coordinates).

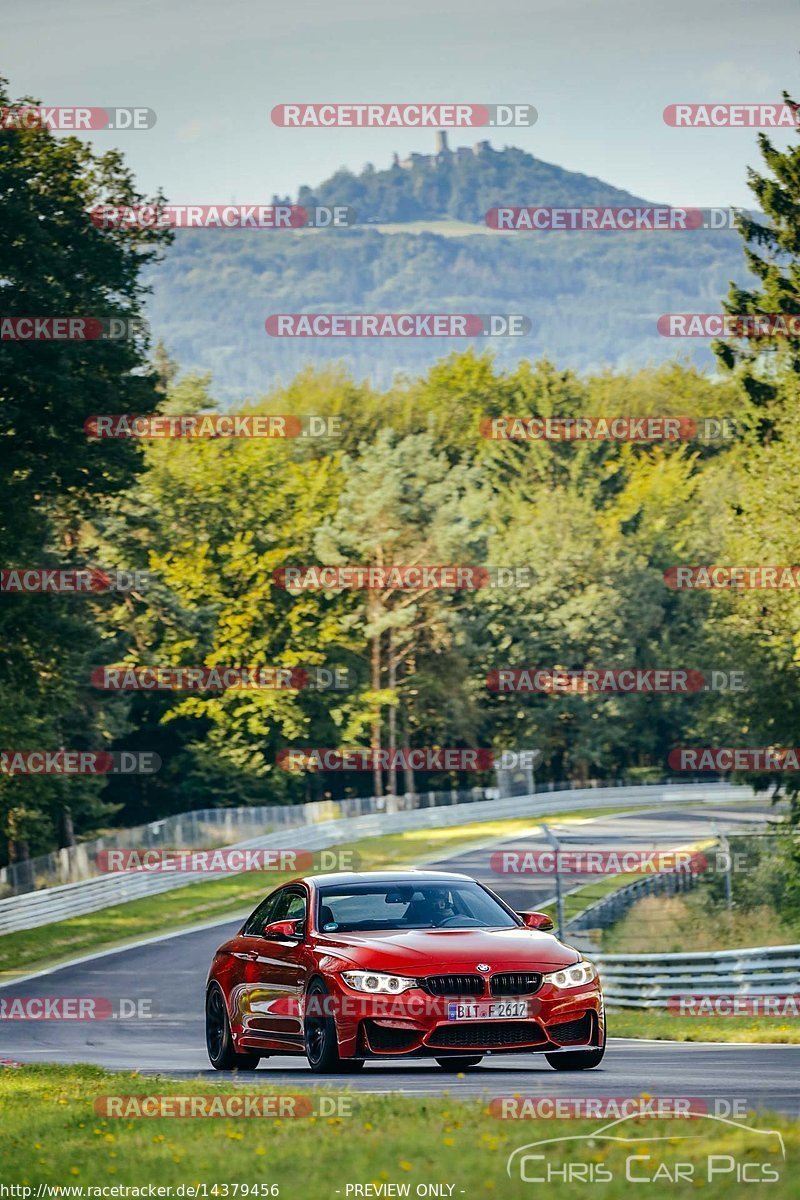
left=241, top=886, right=309, bottom=1045
left=223, top=891, right=282, bottom=1033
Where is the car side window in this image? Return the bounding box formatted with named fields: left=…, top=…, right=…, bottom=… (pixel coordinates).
left=242, top=892, right=280, bottom=936
left=273, top=889, right=307, bottom=926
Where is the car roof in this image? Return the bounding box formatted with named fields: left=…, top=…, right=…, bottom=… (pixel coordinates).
left=304, top=869, right=475, bottom=887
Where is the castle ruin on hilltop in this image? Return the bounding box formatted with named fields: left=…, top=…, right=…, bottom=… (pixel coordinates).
left=393, top=131, right=491, bottom=170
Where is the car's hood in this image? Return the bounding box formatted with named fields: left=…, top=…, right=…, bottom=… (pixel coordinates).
left=313, top=926, right=581, bottom=971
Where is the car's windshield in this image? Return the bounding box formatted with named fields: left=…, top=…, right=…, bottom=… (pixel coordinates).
left=316, top=881, right=519, bottom=932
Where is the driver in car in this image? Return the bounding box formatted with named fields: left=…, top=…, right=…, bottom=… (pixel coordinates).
left=405, top=889, right=456, bottom=926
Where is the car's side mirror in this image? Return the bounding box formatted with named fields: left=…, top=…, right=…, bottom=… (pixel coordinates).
left=262, top=919, right=303, bottom=940
left=518, top=910, right=554, bottom=932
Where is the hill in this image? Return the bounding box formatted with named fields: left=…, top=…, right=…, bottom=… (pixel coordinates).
left=295, top=138, right=646, bottom=223
left=144, top=140, right=751, bottom=399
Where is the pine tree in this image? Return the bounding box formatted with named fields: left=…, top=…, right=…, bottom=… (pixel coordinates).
left=716, top=88, right=800, bottom=431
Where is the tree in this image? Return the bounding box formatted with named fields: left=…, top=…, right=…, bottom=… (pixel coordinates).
left=314, top=430, right=489, bottom=798
left=0, top=77, right=170, bottom=859
left=716, top=87, right=800, bottom=426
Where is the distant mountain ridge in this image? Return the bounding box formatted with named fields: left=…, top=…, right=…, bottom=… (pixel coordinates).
left=145, top=139, right=752, bottom=400
left=294, top=134, right=648, bottom=225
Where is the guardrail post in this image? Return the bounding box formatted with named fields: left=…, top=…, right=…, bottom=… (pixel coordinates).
left=719, top=831, right=733, bottom=910
left=540, top=823, right=565, bottom=938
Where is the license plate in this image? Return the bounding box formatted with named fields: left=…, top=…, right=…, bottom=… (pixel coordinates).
left=447, top=1000, right=528, bottom=1020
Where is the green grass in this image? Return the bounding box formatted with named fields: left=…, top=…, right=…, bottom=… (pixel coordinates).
left=0, top=1065, right=796, bottom=1196
left=599, top=893, right=800, bottom=955
left=608, top=1009, right=800, bottom=1044
left=538, top=870, right=642, bottom=928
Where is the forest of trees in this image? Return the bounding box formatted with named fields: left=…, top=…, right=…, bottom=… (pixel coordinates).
left=2, top=76, right=800, bottom=868
left=146, top=218, right=748, bottom=397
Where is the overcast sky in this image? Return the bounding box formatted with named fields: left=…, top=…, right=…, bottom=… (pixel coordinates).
left=6, top=0, right=799, bottom=208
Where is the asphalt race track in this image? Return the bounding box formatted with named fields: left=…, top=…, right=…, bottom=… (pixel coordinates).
left=2, top=802, right=798, bottom=1115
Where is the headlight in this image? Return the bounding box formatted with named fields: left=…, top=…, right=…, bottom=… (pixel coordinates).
left=340, top=970, right=418, bottom=994
left=544, top=961, right=596, bottom=990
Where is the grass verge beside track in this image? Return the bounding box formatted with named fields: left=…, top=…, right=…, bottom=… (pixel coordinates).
left=607, top=1010, right=800, bottom=1044
left=0, top=1064, right=795, bottom=1196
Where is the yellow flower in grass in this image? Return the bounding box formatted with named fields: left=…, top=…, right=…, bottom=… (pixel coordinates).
left=399, top=1162, right=412, bottom=1172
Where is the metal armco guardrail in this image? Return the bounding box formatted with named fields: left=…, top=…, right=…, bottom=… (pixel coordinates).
left=0, top=782, right=750, bottom=934
left=597, top=943, right=800, bottom=1008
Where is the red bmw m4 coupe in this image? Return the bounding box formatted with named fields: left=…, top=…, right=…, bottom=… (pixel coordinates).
left=205, top=870, right=605, bottom=1073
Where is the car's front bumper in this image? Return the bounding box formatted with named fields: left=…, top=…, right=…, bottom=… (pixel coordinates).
left=329, top=980, right=605, bottom=1059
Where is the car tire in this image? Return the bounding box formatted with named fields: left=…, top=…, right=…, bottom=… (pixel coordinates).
left=304, top=978, right=345, bottom=1073
left=545, top=1025, right=606, bottom=1071
left=435, top=1056, right=483, bottom=1071
left=206, top=983, right=260, bottom=1071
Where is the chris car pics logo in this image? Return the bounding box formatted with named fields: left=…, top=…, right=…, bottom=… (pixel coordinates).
left=506, top=1112, right=785, bottom=1184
